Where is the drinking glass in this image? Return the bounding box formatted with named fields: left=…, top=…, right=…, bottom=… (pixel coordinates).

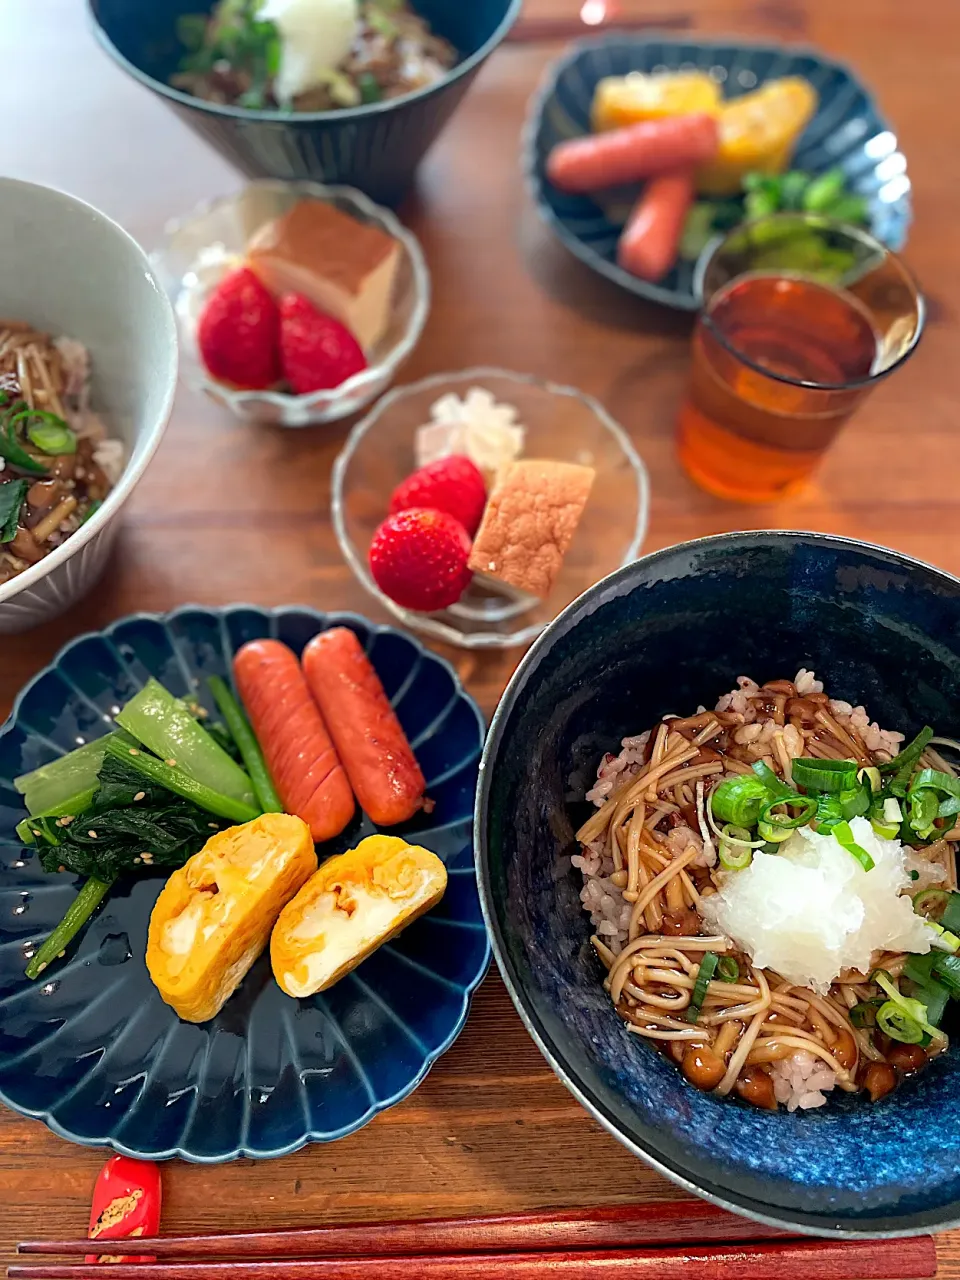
left=677, top=213, right=924, bottom=502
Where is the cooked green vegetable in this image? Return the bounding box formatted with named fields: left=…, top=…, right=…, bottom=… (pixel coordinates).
left=686, top=951, right=719, bottom=1022
left=30, top=756, right=229, bottom=880
left=357, top=72, right=382, bottom=105
left=116, top=678, right=256, bottom=809
left=759, top=795, right=818, bottom=830
left=24, top=877, right=112, bottom=980
left=80, top=499, right=102, bottom=527
left=15, top=732, right=135, bottom=817
left=802, top=168, right=846, bottom=213
left=882, top=725, right=933, bottom=790
left=177, top=0, right=282, bottom=110
left=913, top=888, right=950, bottom=920
left=103, top=735, right=259, bottom=824
left=710, top=775, right=769, bottom=827
left=0, top=479, right=28, bottom=543
left=0, top=392, right=47, bottom=475
left=832, top=819, right=875, bottom=872
left=208, top=675, right=282, bottom=813
left=750, top=761, right=798, bottom=803
left=24, top=413, right=76, bottom=456
left=716, top=956, right=740, bottom=983
left=874, top=970, right=943, bottom=1042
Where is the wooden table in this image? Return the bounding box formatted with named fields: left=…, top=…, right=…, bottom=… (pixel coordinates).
left=2, top=0, right=960, bottom=1269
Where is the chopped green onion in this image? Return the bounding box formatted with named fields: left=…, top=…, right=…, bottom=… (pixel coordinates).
left=908, top=788, right=940, bottom=840
left=718, top=824, right=757, bottom=871
left=911, top=768, right=960, bottom=800
left=750, top=761, right=799, bottom=802
left=815, top=794, right=844, bottom=831
left=849, top=998, right=883, bottom=1028
left=876, top=1000, right=925, bottom=1044
left=760, top=795, right=818, bottom=829
left=941, top=892, right=960, bottom=934
left=913, top=888, right=950, bottom=920
left=903, top=952, right=939, bottom=986
left=710, top=775, right=769, bottom=827
left=757, top=819, right=792, bottom=843
left=930, top=952, right=960, bottom=998
left=884, top=797, right=903, bottom=824
left=859, top=766, right=882, bottom=793
left=802, top=167, right=846, bottom=213
left=874, top=970, right=943, bottom=1042
left=832, top=819, right=875, bottom=872
left=25, top=415, right=76, bottom=455
left=791, top=757, right=858, bottom=793
left=716, top=956, right=740, bottom=983
left=686, top=951, right=719, bottom=1022
left=839, top=782, right=871, bottom=821
left=925, top=920, right=960, bottom=953
left=882, top=726, right=934, bottom=793
left=80, top=500, right=102, bottom=527
left=357, top=72, right=382, bottom=104
left=904, top=977, right=950, bottom=1028
left=871, top=818, right=900, bottom=840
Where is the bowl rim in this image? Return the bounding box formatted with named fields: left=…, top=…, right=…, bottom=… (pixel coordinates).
left=521, top=30, right=913, bottom=313
left=474, top=529, right=960, bottom=1236
left=87, top=0, right=524, bottom=124
left=331, top=366, right=651, bottom=650
left=0, top=177, right=178, bottom=610
left=0, top=602, right=492, bottom=1162
left=153, top=179, right=431, bottom=415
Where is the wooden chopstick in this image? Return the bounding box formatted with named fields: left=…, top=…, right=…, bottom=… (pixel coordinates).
left=6, top=1239, right=939, bottom=1280
left=18, top=1201, right=789, bottom=1259
left=505, top=14, right=692, bottom=42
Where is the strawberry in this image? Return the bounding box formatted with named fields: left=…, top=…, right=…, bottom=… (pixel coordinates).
left=369, top=508, right=473, bottom=612
left=278, top=295, right=368, bottom=394
left=389, top=455, right=487, bottom=538
left=197, top=267, right=280, bottom=390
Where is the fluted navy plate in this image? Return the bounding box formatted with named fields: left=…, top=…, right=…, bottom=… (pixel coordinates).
left=525, top=35, right=913, bottom=310
left=0, top=607, right=489, bottom=1162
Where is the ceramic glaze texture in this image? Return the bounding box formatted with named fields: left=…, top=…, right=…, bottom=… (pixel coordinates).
left=476, top=533, right=960, bottom=1235
left=89, top=0, right=523, bottom=206
left=526, top=35, right=913, bottom=310
left=0, top=607, right=489, bottom=1161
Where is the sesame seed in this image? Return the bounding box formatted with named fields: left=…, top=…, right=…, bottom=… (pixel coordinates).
left=165, top=759, right=177, bottom=768
left=57, top=951, right=65, bottom=959
left=61, top=817, right=74, bottom=826
left=31, top=829, right=41, bottom=838
left=88, top=830, right=98, bottom=839
left=129, top=748, right=140, bottom=756
left=36, top=962, right=47, bottom=974
left=133, top=857, right=141, bottom=864
left=208, top=823, right=219, bottom=829
left=134, top=791, right=146, bottom=802
left=57, top=865, right=66, bottom=873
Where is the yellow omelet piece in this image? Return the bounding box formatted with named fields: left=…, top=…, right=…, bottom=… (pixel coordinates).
left=591, top=71, right=721, bottom=132
left=146, top=813, right=317, bottom=1023
left=271, top=835, right=448, bottom=998
left=696, top=77, right=819, bottom=196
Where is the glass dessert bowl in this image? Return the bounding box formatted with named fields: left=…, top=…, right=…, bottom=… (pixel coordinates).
left=332, top=368, right=650, bottom=649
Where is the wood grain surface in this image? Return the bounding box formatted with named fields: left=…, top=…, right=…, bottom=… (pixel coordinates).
left=2, top=0, right=960, bottom=1270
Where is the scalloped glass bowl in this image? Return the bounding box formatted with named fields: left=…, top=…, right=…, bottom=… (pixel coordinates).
left=332, top=369, right=650, bottom=650
left=0, top=606, right=489, bottom=1161
left=151, top=181, right=430, bottom=427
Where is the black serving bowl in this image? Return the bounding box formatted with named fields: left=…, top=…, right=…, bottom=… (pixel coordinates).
left=88, top=0, right=522, bottom=205
left=475, top=531, right=960, bottom=1236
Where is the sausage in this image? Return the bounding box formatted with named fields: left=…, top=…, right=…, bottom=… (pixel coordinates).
left=233, top=639, right=355, bottom=843
left=546, top=113, right=719, bottom=194
left=617, top=170, right=695, bottom=282
left=302, top=627, right=427, bottom=827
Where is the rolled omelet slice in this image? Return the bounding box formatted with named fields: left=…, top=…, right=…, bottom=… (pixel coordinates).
left=271, top=835, right=447, bottom=998
left=146, top=813, right=317, bottom=1023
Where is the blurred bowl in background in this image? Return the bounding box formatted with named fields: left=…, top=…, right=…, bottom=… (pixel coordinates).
left=333, top=368, right=650, bottom=649
left=0, top=177, right=177, bottom=634
left=152, top=181, right=430, bottom=428
left=88, top=0, right=524, bottom=206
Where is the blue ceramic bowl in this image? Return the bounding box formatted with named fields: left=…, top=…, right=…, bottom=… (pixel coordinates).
left=88, top=0, right=522, bottom=206
left=525, top=35, right=913, bottom=310
left=0, top=606, right=489, bottom=1162
left=476, top=532, right=960, bottom=1235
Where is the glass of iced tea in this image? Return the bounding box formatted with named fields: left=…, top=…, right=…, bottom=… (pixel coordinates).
left=677, top=214, right=924, bottom=502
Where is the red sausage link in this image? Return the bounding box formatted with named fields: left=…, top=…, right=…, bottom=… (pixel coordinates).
left=617, top=170, right=695, bottom=282
left=302, top=628, right=427, bottom=827
left=233, top=639, right=354, bottom=843
left=546, top=114, right=719, bottom=194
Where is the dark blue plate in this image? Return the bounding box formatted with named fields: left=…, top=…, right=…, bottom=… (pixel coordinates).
left=476, top=533, right=960, bottom=1235
left=0, top=607, right=489, bottom=1162
left=525, top=35, right=913, bottom=310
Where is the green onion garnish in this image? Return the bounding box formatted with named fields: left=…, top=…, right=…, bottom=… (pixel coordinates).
left=882, top=726, right=934, bottom=793
left=751, top=760, right=799, bottom=802
left=80, top=500, right=102, bottom=527
left=686, top=951, right=719, bottom=1022
left=757, top=819, right=792, bottom=844
left=874, top=970, right=942, bottom=1043
left=929, top=952, right=960, bottom=998
left=832, top=819, right=875, bottom=872
left=718, top=824, right=756, bottom=871
left=925, top=920, right=960, bottom=954
left=790, top=757, right=858, bottom=793
left=839, top=782, right=871, bottom=821
left=941, top=892, right=960, bottom=934
left=25, top=414, right=76, bottom=455
left=908, top=788, right=940, bottom=840
left=759, top=794, right=818, bottom=830
left=904, top=977, right=950, bottom=1028
left=859, top=766, right=882, bottom=793
left=849, top=999, right=883, bottom=1028
left=913, top=888, right=950, bottom=920
left=711, top=774, right=769, bottom=827
left=716, top=956, right=740, bottom=983
left=903, top=953, right=939, bottom=986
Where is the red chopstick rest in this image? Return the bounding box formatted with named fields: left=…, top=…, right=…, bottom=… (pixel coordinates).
left=86, top=1157, right=162, bottom=1264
